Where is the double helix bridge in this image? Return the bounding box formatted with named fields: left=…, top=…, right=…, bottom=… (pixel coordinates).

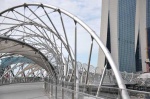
left=0, top=3, right=149, bottom=99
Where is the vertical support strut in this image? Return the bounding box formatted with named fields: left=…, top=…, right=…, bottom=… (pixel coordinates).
left=66, top=55, right=69, bottom=79
left=51, top=79, right=53, bottom=96
left=85, top=37, right=93, bottom=84
left=55, top=77, right=57, bottom=99
left=58, top=10, right=75, bottom=83
left=96, top=63, right=107, bottom=97
left=61, top=42, right=64, bottom=99
left=74, top=21, right=79, bottom=99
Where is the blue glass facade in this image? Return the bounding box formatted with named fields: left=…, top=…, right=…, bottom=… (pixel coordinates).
left=118, top=0, right=136, bottom=72
left=146, top=0, right=150, bottom=60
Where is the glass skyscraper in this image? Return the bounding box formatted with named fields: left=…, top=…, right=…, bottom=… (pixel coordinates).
left=118, top=0, right=136, bottom=72
left=97, top=0, right=149, bottom=73
left=146, top=0, right=150, bottom=72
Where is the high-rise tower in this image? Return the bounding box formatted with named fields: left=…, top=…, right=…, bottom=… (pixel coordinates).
left=97, top=0, right=149, bottom=73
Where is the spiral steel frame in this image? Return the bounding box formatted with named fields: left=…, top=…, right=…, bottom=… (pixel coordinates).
left=0, top=3, right=129, bottom=99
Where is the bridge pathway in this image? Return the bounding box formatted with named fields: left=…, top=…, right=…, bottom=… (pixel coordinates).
left=0, top=82, right=49, bottom=99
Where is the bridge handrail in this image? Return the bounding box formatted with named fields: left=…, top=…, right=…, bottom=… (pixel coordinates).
left=44, top=80, right=150, bottom=99
left=0, top=77, right=43, bottom=86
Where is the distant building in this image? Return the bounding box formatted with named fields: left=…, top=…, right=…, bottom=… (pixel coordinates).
left=97, top=0, right=150, bottom=73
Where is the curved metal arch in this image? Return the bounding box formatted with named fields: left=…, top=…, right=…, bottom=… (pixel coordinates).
left=0, top=3, right=129, bottom=98
left=0, top=22, right=74, bottom=80
left=1, top=63, right=44, bottom=78
left=1, top=22, right=74, bottom=59
left=10, top=23, right=74, bottom=78
left=15, top=64, right=38, bottom=76
left=0, top=4, right=75, bottom=68
left=16, top=64, right=41, bottom=77
left=0, top=36, right=56, bottom=76
left=0, top=22, right=76, bottom=79
left=26, top=66, right=41, bottom=77
left=0, top=56, right=34, bottom=68
left=1, top=63, right=23, bottom=78
left=0, top=12, right=75, bottom=65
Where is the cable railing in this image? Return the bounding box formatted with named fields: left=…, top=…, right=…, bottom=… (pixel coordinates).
left=0, top=77, right=43, bottom=86
left=44, top=78, right=150, bottom=99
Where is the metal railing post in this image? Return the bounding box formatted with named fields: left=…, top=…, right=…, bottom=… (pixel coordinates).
left=51, top=80, right=53, bottom=97
left=55, top=78, right=57, bottom=99
left=96, top=64, right=107, bottom=97
left=62, top=80, right=64, bottom=99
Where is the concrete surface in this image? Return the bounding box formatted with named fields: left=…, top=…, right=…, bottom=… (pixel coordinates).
left=0, top=82, right=49, bottom=99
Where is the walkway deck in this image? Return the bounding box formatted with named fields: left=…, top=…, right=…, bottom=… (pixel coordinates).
left=0, top=82, right=48, bottom=99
